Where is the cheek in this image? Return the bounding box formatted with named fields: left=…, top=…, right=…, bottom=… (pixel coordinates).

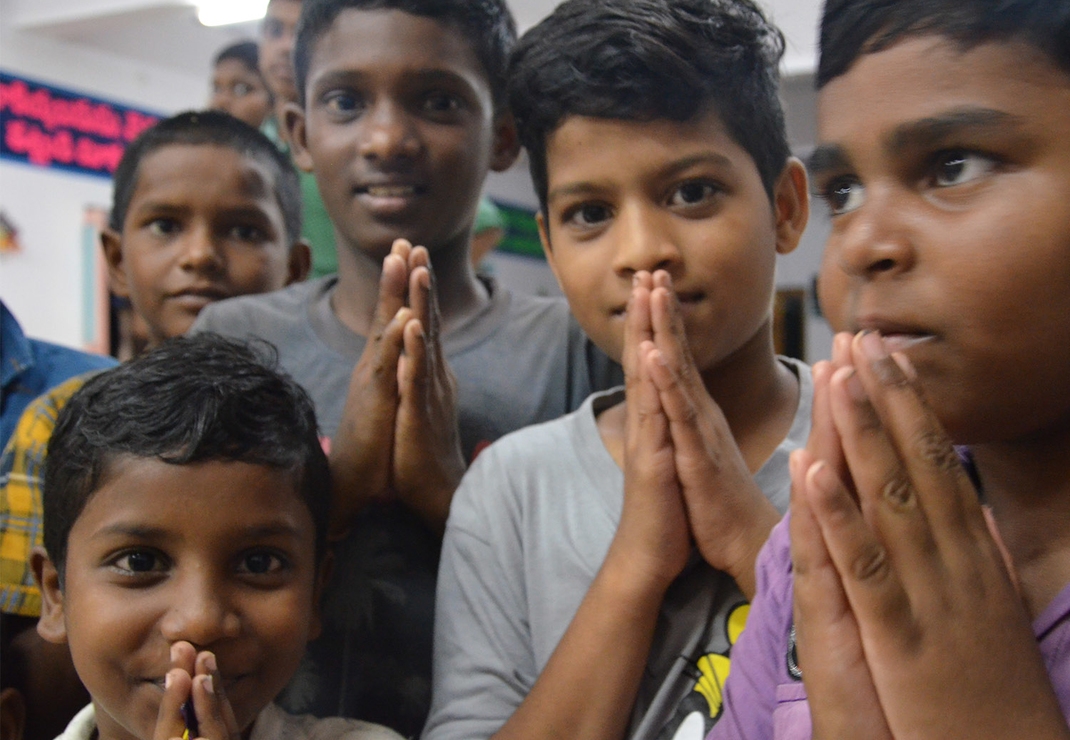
left=226, top=250, right=288, bottom=293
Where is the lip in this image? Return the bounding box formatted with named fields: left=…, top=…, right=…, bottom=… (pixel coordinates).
left=168, top=287, right=230, bottom=310
left=609, top=290, right=705, bottom=319
left=853, top=317, right=938, bottom=353
left=353, top=180, right=428, bottom=217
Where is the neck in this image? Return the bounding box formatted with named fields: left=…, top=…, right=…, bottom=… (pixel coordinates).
left=974, top=422, right=1070, bottom=618
left=698, top=320, right=799, bottom=472
left=331, top=233, right=489, bottom=338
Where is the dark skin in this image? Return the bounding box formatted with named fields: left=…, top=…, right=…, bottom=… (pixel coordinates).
left=282, top=9, right=520, bottom=535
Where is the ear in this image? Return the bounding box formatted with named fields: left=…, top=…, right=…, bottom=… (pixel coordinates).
left=308, top=551, right=334, bottom=642
left=0, top=687, right=26, bottom=740
left=101, top=227, right=131, bottom=298
left=773, top=157, right=810, bottom=256
left=283, top=101, right=314, bottom=173
left=286, top=240, right=312, bottom=285
left=31, top=548, right=67, bottom=646
left=489, top=111, right=521, bottom=173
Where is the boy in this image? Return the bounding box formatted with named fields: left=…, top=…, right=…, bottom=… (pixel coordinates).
left=193, top=0, right=619, bottom=732
left=209, top=41, right=273, bottom=129
left=423, top=1, right=810, bottom=738
left=0, top=109, right=309, bottom=739
left=708, top=0, right=1070, bottom=737
left=258, top=0, right=338, bottom=278
left=30, top=334, right=403, bottom=740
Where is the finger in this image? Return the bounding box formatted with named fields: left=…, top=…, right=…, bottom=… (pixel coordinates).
left=849, top=331, right=986, bottom=549
left=806, top=361, right=849, bottom=488
left=789, top=451, right=894, bottom=740
left=192, top=653, right=240, bottom=740
left=153, top=669, right=191, bottom=740
left=982, top=506, right=1021, bottom=596
left=409, top=265, right=432, bottom=341
left=803, top=455, right=916, bottom=650
left=649, top=272, right=703, bottom=393
left=399, top=318, right=429, bottom=407
left=371, top=252, right=410, bottom=337
left=170, top=641, right=197, bottom=676
left=622, top=273, right=654, bottom=392
left=627, top=340, right=670, bottom=457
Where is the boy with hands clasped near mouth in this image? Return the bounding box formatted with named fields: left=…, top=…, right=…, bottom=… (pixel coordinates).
left=425, top=1, right=811, bottom=737
left=36, top=335, right=402, bottom=740
left=707, top=0, right=1070, bottom=737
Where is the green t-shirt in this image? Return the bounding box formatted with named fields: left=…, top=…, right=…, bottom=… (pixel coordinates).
left=262, top=117, right=338, bottom=278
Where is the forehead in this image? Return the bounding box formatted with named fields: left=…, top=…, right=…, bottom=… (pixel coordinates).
left=816, top=36, right=1070, bottom=152
left=265, top=0, right=301, bottom=23
left=129, top=144, right=278, bottom=208
left=215, top=58, right=259, bottom=77
left=69, top=456, right=312, bottom=549
left=544, top=110, right=759, bottom=195
left=307, top=8, right=488, bottom=92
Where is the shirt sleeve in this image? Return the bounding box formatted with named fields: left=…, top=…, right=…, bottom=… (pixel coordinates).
left=423, top=447, right=538, bottom=740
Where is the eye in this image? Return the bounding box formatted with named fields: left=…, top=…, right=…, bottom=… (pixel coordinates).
left=237, top=551, right=286, bottom=575
left=562, top=202, right=612, bottom=229
left=819, top=177, right=865, bottom=216
left=423, top=92, right=462, bottom=115
left=324, top=90, right=362, bottom=115
left=110, top=549, right=168, bottom=575
left=931, top=150, right=997, bottom=188
left=227, top=224, right=268, bottom=242
left=147, top=218, right=181, bottom=237
left=667, top=181, right=719, bottom=208
left=233, top=82, right=254, bottom=97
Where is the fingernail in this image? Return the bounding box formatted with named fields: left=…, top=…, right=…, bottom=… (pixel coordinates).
left=843, top=368, right=866, bottom=403
left=892, top=351, right=917, bottom=381
left=632, top=274, right=641, bottom=287
left=205, top=653, right=217, bottom=673
left=860, top=331, right=887, bottom=362
left=165, top=672, right=172, bottom=689
left=203, top=674, right=214, bottom=695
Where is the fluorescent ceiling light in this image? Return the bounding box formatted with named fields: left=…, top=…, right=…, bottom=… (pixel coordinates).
left=196, top=0, right=269, bottom=27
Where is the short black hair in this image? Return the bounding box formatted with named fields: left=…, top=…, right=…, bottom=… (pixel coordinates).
left=509, top=0, right=791, bottom=214
left=109, top=110, right=302, bottom=244
left=214, top=39, right=262, bottom=74
left=42, top=334, right=330, bottom=580
left=292, top=0, right=516, bottom=109
left=818, top=0, right=1070, bottom=88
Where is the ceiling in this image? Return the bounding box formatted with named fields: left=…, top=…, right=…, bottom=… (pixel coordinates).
left=0, top=0, right=822, bottom=83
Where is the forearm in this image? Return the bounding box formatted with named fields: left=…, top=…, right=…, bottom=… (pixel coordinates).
left=493, top=551, right=668, bottom=740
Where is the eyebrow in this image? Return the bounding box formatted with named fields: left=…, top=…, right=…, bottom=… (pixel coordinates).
left=311, top=67, right=475, bottom=96
left=808, top=107, right=1023, bottom=177
left=93, top=522, right=304, bottom=541
left=546, top=152, right=734, bottom=204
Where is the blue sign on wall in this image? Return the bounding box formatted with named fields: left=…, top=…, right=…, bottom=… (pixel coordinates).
left=0, top=71, right=162, bottom=179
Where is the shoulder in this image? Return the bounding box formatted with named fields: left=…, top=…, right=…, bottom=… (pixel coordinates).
left=31, top=339, right=115, bottom=386
left=192, top=278, right=331, bottom=337
left=448, top=389, right=621, bottom=536
left=252, top=704, right=404, bottom=740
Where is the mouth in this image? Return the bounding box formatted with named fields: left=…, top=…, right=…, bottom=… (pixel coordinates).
left=168, top=288, right=230, bottom=310
left=853, top=318, right=937, bottom=353
left=610, top=291, right=704, bottom=319
left=353, top=182, right=428, bottom=216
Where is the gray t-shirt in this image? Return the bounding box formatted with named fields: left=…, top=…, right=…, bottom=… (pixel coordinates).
left=425, top=359, right=812, bottom=740
left=191, top=276, right=621, bottom=737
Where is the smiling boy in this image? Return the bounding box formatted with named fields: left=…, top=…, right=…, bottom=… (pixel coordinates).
left=32, top=334, right=401, bottom=740
left=192, top=0, right=618, bottom=732
left=424, top=1, right=810, bottom=738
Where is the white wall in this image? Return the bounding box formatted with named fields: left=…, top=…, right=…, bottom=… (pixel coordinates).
left=0, top=24, right=205, bottom=348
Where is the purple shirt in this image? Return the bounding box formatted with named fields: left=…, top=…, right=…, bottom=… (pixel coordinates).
left=708, top=515, right=1070, bottom=740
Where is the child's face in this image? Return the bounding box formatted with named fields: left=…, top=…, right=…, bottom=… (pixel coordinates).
left=289, top=8, right=516, bottom=262
left=36, top=457, right=323, bottom=740
left=538, top=111, right=805, bottom=371
left=259, top=0, right=302, bottom=104
left=814, top=37, right=1070, bottom=443
left=209, top=59, right=273, bottom=129
left=104, top=144, right=299, bottom=346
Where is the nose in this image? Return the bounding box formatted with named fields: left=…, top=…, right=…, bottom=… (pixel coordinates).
left=178, top=223, right=224, bottom=273
left=611, top=203, right=682, bottom=279
left=358, top=100, right=422, bottom=163
left=159, top=566, right=241, bottom=648
left=833, top=185, right=916, bottom=280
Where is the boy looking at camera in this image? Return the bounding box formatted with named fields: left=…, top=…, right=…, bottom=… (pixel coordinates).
left=424, top=1, right=811, bottom=738
left=193, top=0, right=619, bottom=732
left=33, top=334, right=402, bottom=740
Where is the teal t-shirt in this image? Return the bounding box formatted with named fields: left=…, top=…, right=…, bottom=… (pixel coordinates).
left=262, top=118, right=338, bottom=279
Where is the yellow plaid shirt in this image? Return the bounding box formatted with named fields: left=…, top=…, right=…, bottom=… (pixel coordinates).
left=0, top=374, right=90, bottom=617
